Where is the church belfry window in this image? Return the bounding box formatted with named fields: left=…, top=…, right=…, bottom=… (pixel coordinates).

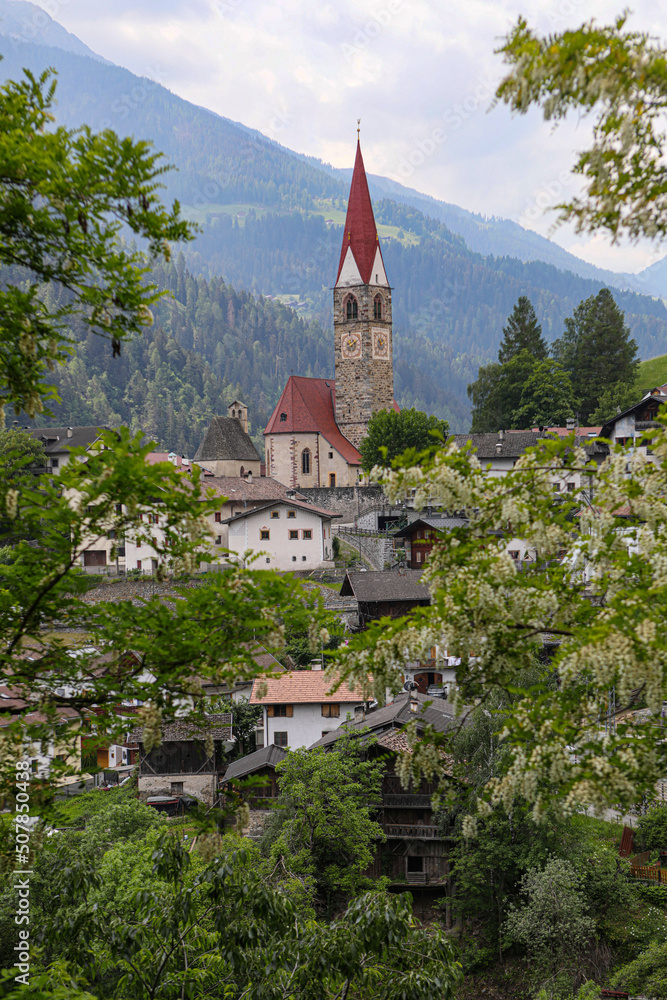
left=280, top=412, right=287, bottom=422
left=302, top=449, right=311, bottom=475
left=346, top=297, right=358, bottom=320
left=373, top=295, right=383, bottom=320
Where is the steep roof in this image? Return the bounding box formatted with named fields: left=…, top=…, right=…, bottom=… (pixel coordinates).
left=264, top=376, right=362, bottom=466
left=202, top=476, right=309, bottom=503
left=340, top=569, right=430, bottom=604
left=221, top=498, right=340, bottom=523
left=28, top=425, right=110, bottom=454
left=335, top=140, right=387, bottom=286
left=308, top=692, right=463, bottom=748
left=194, top=416, right=260, bottom=464
left=393, top=516, right=468, bottom=538
left=130, top=712, right=233, bottom=743
left=222, top=744, right=287, bottom=781
left=250, top=670, right=365, bottom=705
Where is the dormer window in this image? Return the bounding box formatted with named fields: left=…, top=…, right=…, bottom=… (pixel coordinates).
left=280, top=412, right=287, bottom=422
left=346, top=297, right=358, bottom=320
left=373, top=295, right=382, bottom=320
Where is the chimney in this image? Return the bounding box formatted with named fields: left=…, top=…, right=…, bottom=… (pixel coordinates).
left=497, top=429, right=505, bottom=441
left=495, top=441, right=503, bottom=454
left=246, top=470, right=253, bottom=484
left=67, top=427, right=73, bottom=438
left=566, top=417, right=575, bottom=431
left=354, top=704, right=365, bottom=722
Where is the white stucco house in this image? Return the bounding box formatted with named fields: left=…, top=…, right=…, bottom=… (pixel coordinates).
left=249, top=669, right=368, bottom=749
left=222, top=498, right=340, bottom=571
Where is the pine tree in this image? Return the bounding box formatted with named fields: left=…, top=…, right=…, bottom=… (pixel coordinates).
left=498, top=296, right=548, bottom=364
left=512, top=359, right=577, bottom=428
left=552, top=288, right=639, bottom=422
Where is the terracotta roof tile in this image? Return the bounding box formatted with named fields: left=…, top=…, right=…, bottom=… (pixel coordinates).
left=250, top=670, right=365, bottom=705
left=335, top=140, right=386, bottom=285
left=264, top=376, right=361, bottom=466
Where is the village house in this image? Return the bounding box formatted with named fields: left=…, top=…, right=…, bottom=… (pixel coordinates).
left=310, top=692, right=463, bottom=919
left=27, top=424, right=112, bottom=475
left=340, top=568, right=430, bottom=630
left=392, top=515, right=468, bottom=569
left=223, top=497, right=339, bottom=570
left=130, top=713, right=235, bottom=804
left=249, top=669, right=368, bottom=749
left=221, top=743, right=287, bottom=802
left=600, top=383, right=667, bottom=457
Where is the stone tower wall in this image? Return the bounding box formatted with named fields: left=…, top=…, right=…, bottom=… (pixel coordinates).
left=333, top=283, right=394, bottom=448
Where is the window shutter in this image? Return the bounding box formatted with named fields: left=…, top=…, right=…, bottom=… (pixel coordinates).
left=286, top=705, right=293, bottom=717
left=267, top=706, right=274, bottom=718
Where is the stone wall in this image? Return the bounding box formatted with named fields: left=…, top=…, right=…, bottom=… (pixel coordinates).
left=297, top=484, right=384, bottom=523
left=336, top=528, right=395, bottom=571
left=138, top=772, right=217, bottom=805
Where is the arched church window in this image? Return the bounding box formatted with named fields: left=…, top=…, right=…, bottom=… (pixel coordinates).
left=302, top=449, right=311, bottom=475
left=232, top=409, right=236, bottom=417
left=240, top=467, right=244, bottom=477
left=373, top=295, right=383, bottom=320
left=346, top=297, right=358, bottom=320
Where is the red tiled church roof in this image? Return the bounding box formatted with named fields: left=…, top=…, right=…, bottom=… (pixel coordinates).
left=335, top=140, right=386, bottom=286
left=264, top=376, right=362, bottom=465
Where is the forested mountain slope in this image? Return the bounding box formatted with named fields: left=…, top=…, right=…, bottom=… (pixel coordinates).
left=3, top=34, right=667, bottom=431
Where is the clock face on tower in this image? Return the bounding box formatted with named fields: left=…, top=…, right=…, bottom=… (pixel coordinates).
left=341, top=331, right=362, bottom=359
left=372, top=327, right=389, bottom=359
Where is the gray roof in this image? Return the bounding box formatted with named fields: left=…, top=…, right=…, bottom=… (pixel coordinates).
left=222, top=744, right=287, bottom=781
left=221, top=498, right=340, bottom=524
left=308, top=692, right=464, bottom=749
left=28, top=425, right=111, bottom=454
left=194, top=416, right=261, bottom=464
left=340, top=569, right=430, bottom=603
left=454, top=432, right=606, bottom=460
left=393, top=516, right=467, bottom=539
left=129, top=712, right=232, bottom=744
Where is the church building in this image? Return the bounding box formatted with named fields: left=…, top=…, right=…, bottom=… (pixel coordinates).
left=264, top=138, right=395, bottom=489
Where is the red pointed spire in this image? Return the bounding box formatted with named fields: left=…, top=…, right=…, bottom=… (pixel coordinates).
left=335, top=140, right=386, bottom=286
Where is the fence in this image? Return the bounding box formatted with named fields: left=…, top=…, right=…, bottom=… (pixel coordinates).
left=630, top=864, right=667, bottom=884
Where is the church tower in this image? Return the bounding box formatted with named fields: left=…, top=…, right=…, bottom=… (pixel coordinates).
left=334, top=138, right=394, bottom=448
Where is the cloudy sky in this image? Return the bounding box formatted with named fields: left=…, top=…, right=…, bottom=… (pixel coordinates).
left=29, top=0, right=667, bottom=273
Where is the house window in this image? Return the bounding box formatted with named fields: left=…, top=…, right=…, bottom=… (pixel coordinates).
left=50, top=457, right=59, bottom=468
left=115, top=503, right=122, bottom=514
left=260, top=529, right=270, bottom=540
left=171, top=782, right=183, bottom=795
left=289, top=530, right=299, bottom=540
left=266, top=557, right=270, bottom=563
left=415, top=551, right=422, bottom=563
left=302, top=529, right=312, bottom=540
left=271, top=511, right=280, bottom=519
left=268, top=705, right=292, bottom=717
left=509, top=550, right=519, bottom=560
left=292, top=556, right=297, bottom=562
left=406, top=856, right=424, bottom=873
left=567, top=482, right=575, bottom=492
left=302, top=555, right=307, bottom=561
left=373, top=294, right=382, bottom=319
left=346, top=296, right=358, bottom=319
left=148, top=513, right=159, bottom=524
left=287, top=510, right=296, bottom=518
left=329, top=473, right=336, bottom=487
left=107, top=530, right=116, bottom=540
left=137, top=560, right=142, bottom=571
left=328, top=451, right=333, bottom=459
left=215, top=512, right=221, bottom=522
left=553, top=483, right=561, bottom=492
left=280, top=412, right=287, bottom=422
left=302, top=449, right=311, bottom=475
left=216, top=535, right=222, bottom=545
left=274, top=732, right=288, bottom=747
left=322, top=703, right=340, bottom=718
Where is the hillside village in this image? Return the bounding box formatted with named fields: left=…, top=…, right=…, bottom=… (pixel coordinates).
left=7, top=6, right=667, bottom=1000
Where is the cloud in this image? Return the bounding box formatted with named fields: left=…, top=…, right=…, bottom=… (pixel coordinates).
left=27, top=0, right=667, bottom=272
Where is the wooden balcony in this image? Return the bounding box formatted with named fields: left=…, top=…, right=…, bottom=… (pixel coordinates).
left=381, top=823, right=441, bottom=840
left=382, top=794, right=432, bottom=808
